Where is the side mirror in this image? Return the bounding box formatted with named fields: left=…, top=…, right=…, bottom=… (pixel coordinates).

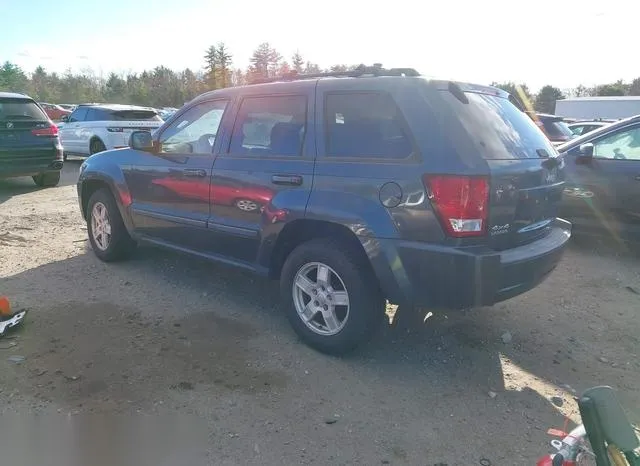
left=129, top=131, right=155, bottom=153
left=60, top=115, right=69, bottom=123
left=577, top=143, right=594, bottom=162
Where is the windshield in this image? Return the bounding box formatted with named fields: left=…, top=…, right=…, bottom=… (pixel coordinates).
left=0, top=98, right=48, bottom=121
left=437, top=90, right=556, bottom=159
left=109, top=110, right=162, bottom=121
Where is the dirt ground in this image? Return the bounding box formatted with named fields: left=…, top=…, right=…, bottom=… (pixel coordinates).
left=0, top=162, right=639, bottom=466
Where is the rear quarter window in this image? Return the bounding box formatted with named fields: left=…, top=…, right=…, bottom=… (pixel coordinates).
left=0, top=98, right=48, bottom=121
left=324, top=92, right=414, bottom=159
left=437, top=91, right=556, bottom=159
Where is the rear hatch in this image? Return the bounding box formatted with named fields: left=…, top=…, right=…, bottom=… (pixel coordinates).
left=105, top=109, right=163, bottom=132
left=434, top=85, right=565, bottom=250
left=0, top=98, right=58, bottom=167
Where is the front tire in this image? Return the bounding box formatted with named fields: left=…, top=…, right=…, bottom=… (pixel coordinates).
left=32, top=171, right=60, bottom=187
left=280, top=238, right=385, bottom=355
left=86, top=188, right=136, bottom=262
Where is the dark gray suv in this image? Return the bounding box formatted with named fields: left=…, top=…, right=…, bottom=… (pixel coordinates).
left=77, top=66, right=571, bottom=354
left=1, top=92, right=64, bottom=186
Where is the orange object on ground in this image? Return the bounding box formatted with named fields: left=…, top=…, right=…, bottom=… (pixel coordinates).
left=0, top=296, right=11, bottom=316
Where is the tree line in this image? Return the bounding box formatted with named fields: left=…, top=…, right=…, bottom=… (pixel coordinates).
left=490, top=79, right=640, bottom=114
left=1, top=41, right=640, bottom=113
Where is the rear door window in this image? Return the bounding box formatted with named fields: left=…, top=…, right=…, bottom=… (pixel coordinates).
left=324, top=92, right=414, bottom=158
left=228, top=95, right=307, bottom=157
left=0, top=98, right=48, bottom=121
left=592, top=125, right=640, bottom=160
left=438, top=91, right=555, bottom=159
left=85, top=108, right=100, bottom=121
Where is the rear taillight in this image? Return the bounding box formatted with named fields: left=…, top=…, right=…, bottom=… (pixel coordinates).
left=424, top=175, right=489, bottom=237
left=31, top=125, right=59, bottom=137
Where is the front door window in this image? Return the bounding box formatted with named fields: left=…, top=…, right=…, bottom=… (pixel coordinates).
left=593, top=126, right=640, bottom=160
left=159, top=100, right=228, bottom=155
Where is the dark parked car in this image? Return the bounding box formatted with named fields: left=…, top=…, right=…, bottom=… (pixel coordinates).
left=0, top=92, right=64, bottom=187
left=77, top=66, right=571, bottom=354
left=557, top=115, right=640, bottom=240
left=531, top=113, right=576, bottom=146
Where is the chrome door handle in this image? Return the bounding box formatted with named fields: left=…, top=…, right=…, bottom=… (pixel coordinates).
left=183, top=169, right=207, bottom=178
left=271, top=174, right=303, bottom=186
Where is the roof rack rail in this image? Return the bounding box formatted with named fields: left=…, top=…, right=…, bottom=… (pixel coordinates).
left=249, top=64, right=420, bottom=85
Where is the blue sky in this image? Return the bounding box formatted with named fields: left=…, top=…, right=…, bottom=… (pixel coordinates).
left=1, top=0, right=636, bottom=92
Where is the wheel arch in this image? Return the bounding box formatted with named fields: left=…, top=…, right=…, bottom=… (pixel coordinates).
left=79, top=171, right=134, bottom=233
left=89, top=136, right=106, bottom=153
left=268, top=218, right=417, bottom=304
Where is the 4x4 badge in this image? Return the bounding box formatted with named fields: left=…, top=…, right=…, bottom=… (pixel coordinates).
left=6, top=122, right=13, bottom=129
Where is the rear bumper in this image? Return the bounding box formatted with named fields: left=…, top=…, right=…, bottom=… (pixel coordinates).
left=0, top=160, right=63, bottom=178
left=106, top=129, right=160, bottom=150
left=373, top=218, right=572, bottom=309
left=106, top=132, right=130, bottom=150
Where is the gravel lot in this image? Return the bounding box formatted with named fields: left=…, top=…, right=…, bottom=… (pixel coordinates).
left=1, top=162, right=639, bottom=465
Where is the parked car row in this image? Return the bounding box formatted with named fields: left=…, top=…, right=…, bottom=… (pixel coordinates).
left=39, top=102, right=71, bottom=121
left=156, top=107, right=178, bottom=120
left=567, top=119, right=613, bottom=136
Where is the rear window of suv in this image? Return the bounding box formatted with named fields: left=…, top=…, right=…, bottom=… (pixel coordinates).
left=438, top=91, right=556, bottom=159
left=0, top=98, right=48, bottom=121
left=108, top=110, right=162, bottom=121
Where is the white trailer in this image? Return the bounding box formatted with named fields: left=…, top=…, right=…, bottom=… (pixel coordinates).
left=555, top=96, right=640, bottom=120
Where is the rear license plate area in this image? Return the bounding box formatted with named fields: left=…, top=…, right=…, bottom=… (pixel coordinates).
left=0, top=133, right=19, bottom=142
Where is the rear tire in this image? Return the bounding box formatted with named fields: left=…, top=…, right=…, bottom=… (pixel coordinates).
left=280, top=238, right=385, bottom=355
left=32, top=171, right=60, bottom=187
left=90, top=139, right=106, bottom=155
left=86, top=188, right=136, bottom=262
